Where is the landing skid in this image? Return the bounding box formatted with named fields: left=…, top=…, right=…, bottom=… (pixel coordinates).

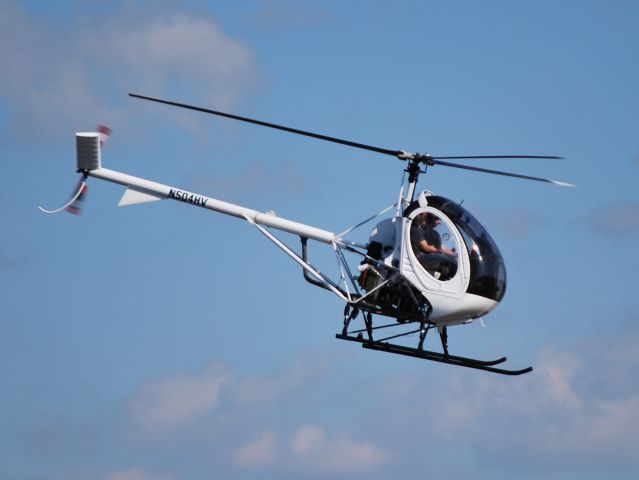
left=336, top=333, right=533, bottom=376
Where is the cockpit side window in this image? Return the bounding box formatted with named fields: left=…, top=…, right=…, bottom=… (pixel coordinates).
left=425, top=196, right=507, bottom=301
left=410, top=211, right=458, bottom=281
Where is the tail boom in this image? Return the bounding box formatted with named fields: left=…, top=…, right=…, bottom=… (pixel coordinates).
left=87, top=167, right=337, bottom=244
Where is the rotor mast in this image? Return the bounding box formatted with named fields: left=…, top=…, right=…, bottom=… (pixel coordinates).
left=402, top=152, right=434, bottom=205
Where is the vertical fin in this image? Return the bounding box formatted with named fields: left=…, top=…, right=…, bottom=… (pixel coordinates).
left=118, top=188, right=162, bottom=207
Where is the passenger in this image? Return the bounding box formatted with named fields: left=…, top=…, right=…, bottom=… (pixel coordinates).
left=410, top=212, right=457, bottom=280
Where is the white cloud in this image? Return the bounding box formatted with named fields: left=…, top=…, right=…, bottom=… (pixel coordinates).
left=585, top=394, right=639, bottom=449
left=18, top=324, right=638, bottom=479
left=234, top=424, right=392, bottom=473
left=289, top=424, right=391, bottom=473
left=589, top=202, right=639, bottom=235
left=535, top=348, right=582, bottom=409
left=290, top=424, right=324, bottom=455
left=103, top=469, right=173, bottom=480
left=483, top=207, right=544, bottom=238
left=104, top=326, right=639, bottom=476
left=101, top=14, right=255, bottom=107
left=123, top=353, right=332, bottom=441
left=187, top=162, right=304, bottom=201
left=382, top=341, right=639, bottom=471
left=527, top=394, right=639, bottom=464
left=127, top=364, right=228, bottom=434
left=0, top=1, right=259, bottom=142
left=233, top=431, right=278, bottom=467
left=228, top=354, right=330, bottom=409
left=251, top=1, right=338, bottom=30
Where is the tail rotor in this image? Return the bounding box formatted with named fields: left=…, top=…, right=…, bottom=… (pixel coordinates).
left=38, top=177, right=89, bottom=215
left=38, top=126, right=110, bottom=215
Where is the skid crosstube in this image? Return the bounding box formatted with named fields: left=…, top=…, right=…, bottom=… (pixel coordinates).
left=336, top=334, right=533, bottom=376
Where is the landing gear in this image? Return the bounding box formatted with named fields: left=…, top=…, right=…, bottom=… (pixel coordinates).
left=417, top=316, right=431, bottom=351
left=438, top=326, right=449, bottom=356
left=342, top=304, right=358, bottom=335
left=336, top=305, right=532, bottom=376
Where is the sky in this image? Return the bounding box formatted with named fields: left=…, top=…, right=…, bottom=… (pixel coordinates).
left=1, top=1, right=639, bottom=479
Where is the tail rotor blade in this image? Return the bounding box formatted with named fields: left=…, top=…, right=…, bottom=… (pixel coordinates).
left=97, top=125, right=112, bottom=146
left=38, top=178, right=89, bottom=215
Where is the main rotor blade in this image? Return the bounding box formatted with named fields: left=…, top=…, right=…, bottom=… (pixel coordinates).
left=432, top=160, right=575, bottom=187
left=432, top=155, right=563, bottom=160
left=129, top=93, right=400, bottom=158
left=129, top=93, right=571, bottom=186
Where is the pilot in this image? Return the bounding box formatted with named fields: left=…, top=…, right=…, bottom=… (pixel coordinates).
left=410, top=212, right=457, bottom=280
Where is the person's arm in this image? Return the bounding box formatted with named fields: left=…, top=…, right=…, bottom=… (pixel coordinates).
left=440, top=245, right=455, bottom=256
left=419, top=239, right=439, bottom=254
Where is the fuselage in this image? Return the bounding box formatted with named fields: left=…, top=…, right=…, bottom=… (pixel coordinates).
left=362, top=191, right=506, bottom=326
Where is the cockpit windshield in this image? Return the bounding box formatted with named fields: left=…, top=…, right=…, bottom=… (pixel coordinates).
left=426, top=196, right=507, bottom=301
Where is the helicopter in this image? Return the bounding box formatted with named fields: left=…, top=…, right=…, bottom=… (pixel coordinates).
left=40, top=93, right=574, bottom=375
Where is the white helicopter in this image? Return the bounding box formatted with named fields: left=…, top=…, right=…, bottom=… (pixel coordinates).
left=40, top=93, right=574, bottom=375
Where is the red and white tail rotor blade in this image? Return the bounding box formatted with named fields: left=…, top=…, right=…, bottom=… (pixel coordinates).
left=65, top=180, right=88, bottom=215
left=97, top=125, right=112, bottom=146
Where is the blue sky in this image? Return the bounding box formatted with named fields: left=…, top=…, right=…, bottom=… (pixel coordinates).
left=2, top=1, right=639, bottom=479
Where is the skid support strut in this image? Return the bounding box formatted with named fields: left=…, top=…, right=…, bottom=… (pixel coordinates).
left=438, top=326, right=449, bottom=356
left=342, top=304, right=359, bottom=335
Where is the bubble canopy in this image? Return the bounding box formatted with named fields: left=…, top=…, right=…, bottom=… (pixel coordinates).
left=423, top=196, right=507, bottom=302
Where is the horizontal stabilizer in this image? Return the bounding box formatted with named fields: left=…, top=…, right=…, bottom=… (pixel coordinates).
left=118, top=188, right=162, bottom=207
